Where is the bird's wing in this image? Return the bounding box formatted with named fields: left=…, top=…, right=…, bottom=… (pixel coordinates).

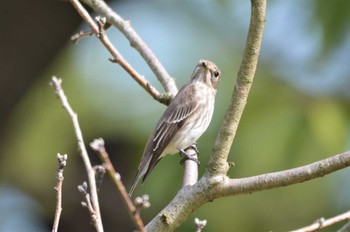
left=142, top=84, right=198, bottom=181
left=129, top=84, right=198, bottom=195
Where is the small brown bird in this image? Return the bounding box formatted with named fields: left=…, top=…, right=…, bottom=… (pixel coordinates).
left=129, top=59, right=221, bottom=196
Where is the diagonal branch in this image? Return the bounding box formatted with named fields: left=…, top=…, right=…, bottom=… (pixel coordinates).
left=68, top=0, right=170, bottom=105
left=90, top=138, right=145, bottom=232
left=80, top=0, right=178, bottom=97
left=291, top=210, right=350, bottom=232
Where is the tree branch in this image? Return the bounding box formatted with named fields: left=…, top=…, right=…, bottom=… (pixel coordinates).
left=90, top=138, right=145, bottom=232
left=80, top=0, right=178, bottom=97
left=206, top=0, right=266, bottom=176
left=50, top=77, right=104, bottom=232
left=221, top=151, right=350, bottom=196
left=146, top=150, right=350, bottom=231
left=291, top=210, right=350, bottom=232
left=52, top=153, right=67, bottom=232
left=182, top=148, right=199, bottom=188
left=68, top=0, right=170, bottom=105
left=147, top=0, right=267, bottom=229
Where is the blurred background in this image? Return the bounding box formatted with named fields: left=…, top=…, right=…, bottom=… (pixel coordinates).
left=1, top=0, right=350, bottom=231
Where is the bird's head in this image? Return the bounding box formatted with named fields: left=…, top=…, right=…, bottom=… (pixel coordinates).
left=191, top=59, right=221, bottom=90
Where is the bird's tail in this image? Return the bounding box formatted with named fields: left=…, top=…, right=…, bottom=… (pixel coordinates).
left=128, top=171, right=142, bottom=197
left=129, top=153, right=154, bottom=196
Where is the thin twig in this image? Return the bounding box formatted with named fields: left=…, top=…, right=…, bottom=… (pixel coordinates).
left=50, top=77, right=104, bottom=232
left=68, top=0, right=170, bottom=105
left=78, top=182, right=98, bottom=220
left=71, top=30, right=94, bottom=44
left=90, top=138, right=146, bottom=232
left=52, top=153, right=68, bottom=232
left=291, top=210, right=350, bottom=232
left=81, top=0, right=178, bottom=97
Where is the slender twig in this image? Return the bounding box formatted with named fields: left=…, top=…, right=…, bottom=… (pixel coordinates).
left=71, top=30, right=94, bottom=44
left=68, top=0, right=170, bottom=105
left=50, top=77, right=104, bottom=232
left=206, top=0, right=267, bottom=177
left=78, top=182, right=97, bottom=218
left=90, top=138, right=146, bottom=232
left=52, top=153, right=68, bottom=232
left=80, top=0, right=178, bottom=97
left=291, top=210, right=350, bottom=232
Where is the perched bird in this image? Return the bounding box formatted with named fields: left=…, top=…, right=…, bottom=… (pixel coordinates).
left=129, top=59, right=221, bottom=196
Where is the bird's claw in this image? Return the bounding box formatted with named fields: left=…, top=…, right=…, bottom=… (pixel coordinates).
left=188, top=143, right=199, bottom=155
left=179, top=148, right=200, bottom=166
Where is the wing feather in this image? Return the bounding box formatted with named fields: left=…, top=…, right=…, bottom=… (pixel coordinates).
left=129, top=84, right=199, bottom=194
left=142, top=84, right=198, bottom=181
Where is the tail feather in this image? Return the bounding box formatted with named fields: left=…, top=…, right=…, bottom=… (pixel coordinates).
left=129, top=158, right=151, bottom=196
left=129, top=172, right=142, bottom=197
left=129, top=147, right=162, bottom=196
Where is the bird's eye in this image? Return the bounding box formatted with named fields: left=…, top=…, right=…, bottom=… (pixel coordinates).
left=213, top=71, right=220, bottom=78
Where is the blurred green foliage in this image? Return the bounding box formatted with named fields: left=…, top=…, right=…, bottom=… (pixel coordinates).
left=313, top=0, right=350, bottom=55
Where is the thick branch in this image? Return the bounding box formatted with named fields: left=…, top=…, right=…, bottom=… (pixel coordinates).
left=206, top=0, right=266, bottom=176
left=81, top=0, right=178, bottom=97
left=222, top=151, right=350, bottom=196
left=146, top=151, right=350, bottom=232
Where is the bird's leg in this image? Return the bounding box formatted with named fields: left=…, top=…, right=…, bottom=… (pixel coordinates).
left=179, top=144, right=200, bottom=166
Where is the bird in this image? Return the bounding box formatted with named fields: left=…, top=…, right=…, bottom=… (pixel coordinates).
left=129, top=59, right=221, bottom=196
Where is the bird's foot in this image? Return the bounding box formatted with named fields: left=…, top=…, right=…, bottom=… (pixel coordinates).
left=188, top=143, right=199, bottom=155
left=179, top=147, right=200, bottom=166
